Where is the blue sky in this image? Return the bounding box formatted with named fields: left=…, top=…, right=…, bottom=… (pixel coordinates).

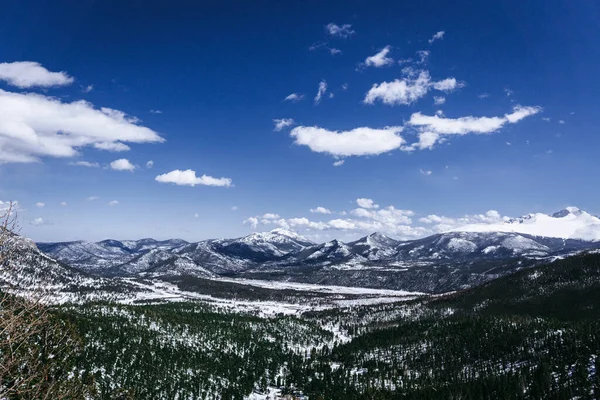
left=1, top=0, right=598, bottom=242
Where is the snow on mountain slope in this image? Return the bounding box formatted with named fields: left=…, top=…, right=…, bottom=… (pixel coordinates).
left=454, top=207, right=600, bottom=241
left=349, top=232, right=400, bottom=260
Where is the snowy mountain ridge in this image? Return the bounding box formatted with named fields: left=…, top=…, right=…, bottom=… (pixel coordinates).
left=454, top=207, right=600, bottom=241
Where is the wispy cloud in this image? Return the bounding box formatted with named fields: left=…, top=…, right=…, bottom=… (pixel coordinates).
left=273, top=118, right=295, bottom=131
left=314, top=80, right=328, bottom=104
left=284, top=93, right=304, bottom=102
left=364, top=46, right=394, bottom=68
left=364, top=70, right=463, bottom=106
left=428, top=31, right=445, bottom=44
left=69, top=161, right=100, bottom=168
left=325, top=23, right=355, bottom=38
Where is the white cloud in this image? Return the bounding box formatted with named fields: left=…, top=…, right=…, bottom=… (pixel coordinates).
left=155, top=169, right=232, bottom=187
left=407, top=105, right=541, bottom=150
left=364, top=46, right=393, bottom=67
left=428, top=31, right=445, bottom=44
left=364, top=71, right=461, bottom=106
left=194, top=213, right=199, bottom=218
left=244, top=217, right=259, bottom=229
left=504, top=105, right=543, bottom=123
left=333, top=160, right=345, bottom=167
left=108, top=200, right=119, bottom=206
left=329, top=48, right=342, bottom=55
left=0, top=89, right=163, bottom=164
left=541, top=117, right=551, bottom=122
left=504, top=88, right=513, bottom=97
left=231, top=206, right=238, bottom=211
left=150, top=109, right=163, bottom=114
left=29, top=217, right=48, bottom=226
left=310, top=206, right=332, bottom=214
left=0, top=61, right=74, bottom=88
left=110, top=158, right=136, bottom=171
left=314, top=80, right=328, bottom=104
left=69, top=161, right=99, bottom=168
left=82, top=84, right=93, bottom=93
left=273, top=118, right=295, bottom=131
left=416, top=50, right=430, bottom=64
left=60, top=202, right=67, bottom=206
left=87, top=196, right=98, bottom=201
left=284, top=93, right=304, bottom=102
left=420, top=169, right=432, bottom=175
left=262, top=213, right=280, bottom=220
left=325, top=23, right=355, bottom=38
left=356, top=198, right=378, bottom=209
left=146, top=160, right=154, bottom=168
left=341, top=83, right=348, bottom=90
left=93, top=142, right=131, bottom=152
left=433, top=96, right=446, bottom=105
left=559, top=120, right=565, bottom=124
left=35, top=202, right=45, bottom=208
left=478, top=93, right=490, bottom=99
left=431, top=77, right=462, bottom=92
left=290, top=125, right=404, bottom=157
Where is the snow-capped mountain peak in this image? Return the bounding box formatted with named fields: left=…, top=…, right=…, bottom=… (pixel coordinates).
left=269, top=228, right=313, bottom=244
left=454, top=207, right=600, bottom=241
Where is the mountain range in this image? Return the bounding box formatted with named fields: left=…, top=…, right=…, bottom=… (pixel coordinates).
left=33, top=207, right=600, bottom=293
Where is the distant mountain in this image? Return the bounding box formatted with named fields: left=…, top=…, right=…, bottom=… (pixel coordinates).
left=36, top=208, right=600, bottom=293
left=454, top=206, right=600, bottom=241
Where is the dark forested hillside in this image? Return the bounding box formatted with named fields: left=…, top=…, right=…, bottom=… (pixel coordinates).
left=51, top=252, right=600, bottom=399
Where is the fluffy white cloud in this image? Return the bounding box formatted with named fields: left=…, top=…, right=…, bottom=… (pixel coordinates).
left=325, top=23, right=355, bottom=38
left=420, top=169, right=432, bottom=175
left=288, top=217, right=329, bottom=230
left=146, top=160, right=154, bottom=168
left=284, top=93, right=304, bottom=102
left=194, top=213, right=200, bottom=218
left=310, top=206, right=332, bottom=214
left=108, top=200, right=119, bottom=206
left=364, top=71, right=461, bottom=106
left=0, top=61, right=73, bottom=88
left=314, top=80, right=328, bottom=104
left=69, top=160, right=99, bottom=167
left=87, top=196, right=98, bottom=201
left=433, top=96, right=446, bottom=105
left=35, top=202, right=45, bottom=208
left=82, top=85, right=93, bottom=93
left=60, top=202, right=67, bottom=207
left=273, top=118, right=295, bottom=131
left=150, top=109, right=163, bottom=114
left=262, top=213, right=280, bottom=220
left=432, top=78, right=462, bottom=92
left=290, top=126, right=404, bottom=157
left=333, top=160, right=345, bottom=167
left=364, top=46, right=393, bottom=67
left=110, top=158, right=136, bottom=171
left=428, top=31, right=445, bottom=44
left=0, top=89, right=163, bottom=164
left=356, top=198, right=378, bottom=209
left=155, top=169, right=232, bottom=187
left=243, top=217, right=259, bottom=229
